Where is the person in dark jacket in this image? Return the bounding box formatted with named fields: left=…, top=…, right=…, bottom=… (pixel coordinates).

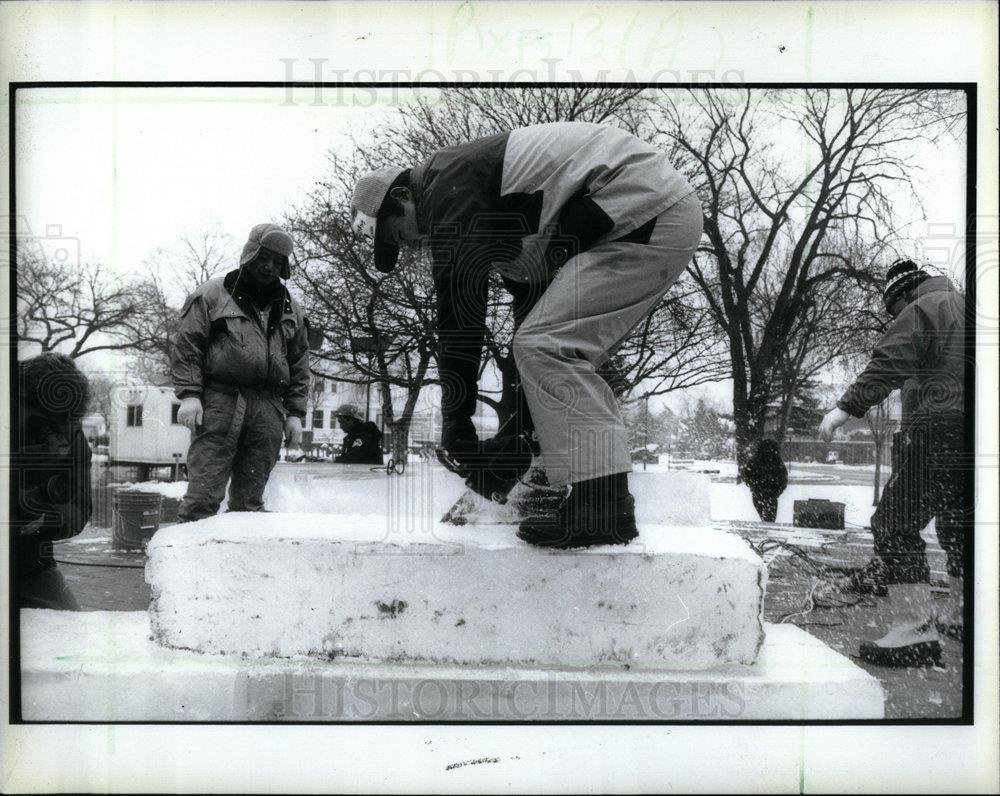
left=333, top=403, right=384, bottom=464
left=349, top=122, right=702, bottom=548
left=13, top=353, right=93, bottom=610
left=820, top=259, right=968, bottom=667
left=739, top=438, right=788, bottom=523
left=170, top=223, right=310, bottom=522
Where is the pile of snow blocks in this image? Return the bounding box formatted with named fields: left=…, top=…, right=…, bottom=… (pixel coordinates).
left=145, top=514, right=766, bottom=670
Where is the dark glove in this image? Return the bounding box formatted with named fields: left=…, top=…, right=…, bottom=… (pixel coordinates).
left=462, top=432, right=535, bottom=503
left=440, top=418, right=480, bottom=466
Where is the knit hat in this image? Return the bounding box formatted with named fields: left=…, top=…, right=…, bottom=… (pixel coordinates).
left=334, top=403, right=363, bottom=421
left=883, top=259, right=929, bottom=313
left=350, top=166, right=406, bottom=273
left=240, top=223, right=294, bottom=279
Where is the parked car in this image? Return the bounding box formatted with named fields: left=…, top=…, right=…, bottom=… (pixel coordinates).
left=630, top=448, right=660, bottom=465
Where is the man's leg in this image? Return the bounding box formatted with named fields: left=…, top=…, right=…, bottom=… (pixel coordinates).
left=227, top=397, right=285, bottom=512
left=177, top=389, right=242, bottom=523
left=515, top=193, right=703, bottom=546
left=515, top=193, right=703, bottom=488
left=927, top=418, right=971, bottom=639
left=869, top=426, right=934, bottom=586
left=858, top=424, right=942, bottom=667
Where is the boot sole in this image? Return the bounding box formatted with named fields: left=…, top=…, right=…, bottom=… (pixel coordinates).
left=858, top=639, right=942, bottom=668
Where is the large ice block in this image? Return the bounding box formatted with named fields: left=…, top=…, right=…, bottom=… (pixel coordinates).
left=145, top=513, right=766, bottom=670
left=19, top=610, right=884, bottom=720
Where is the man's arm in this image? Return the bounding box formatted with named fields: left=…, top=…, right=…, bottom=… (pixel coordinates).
left=432, top=256, right=490, bottom=447
left=170, top=292, right=210, bottom=400
left=283, top=315, right=311, bottom=419
left=836, top=302, right=928, bottom=418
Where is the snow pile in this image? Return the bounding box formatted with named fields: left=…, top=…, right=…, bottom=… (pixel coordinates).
left=146, top=513, right=766, bottom=670
left=112, top=481, right=188, bottom=499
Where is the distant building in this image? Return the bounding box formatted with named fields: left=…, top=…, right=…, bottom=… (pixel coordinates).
left=773, top=391, right=902, bottom=466
left=305, top=377, right=368, bottom=447
left=109, top=385, right=191, bottom=477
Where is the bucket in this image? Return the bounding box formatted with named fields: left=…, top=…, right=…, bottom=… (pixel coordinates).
left=112, top=490, right=163, bottom=551
left=159, top=496, right=181, bottom=525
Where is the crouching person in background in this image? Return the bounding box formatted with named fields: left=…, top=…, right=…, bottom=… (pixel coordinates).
left=739, top=438, right=788, bottom=524
left=13, top=353, right=93, bottom=610
left=171, top=223, right=310, bottom=522
left=333, top=404, right=384, bottom=465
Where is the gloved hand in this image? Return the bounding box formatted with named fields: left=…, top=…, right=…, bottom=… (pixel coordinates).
left=440, top=418, right=480, bottom=466
left=819, top=407, right=851, bottom=440
left=177, top=397, right=203, bottom=431
left=285, top=415, right=303, bottom=447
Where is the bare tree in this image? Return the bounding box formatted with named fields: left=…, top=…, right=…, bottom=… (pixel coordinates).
left=17, top=249, right=155, bottom=359
left=286, top=154, right=437, bottom=449
left=128, top=223, right=238, bottom=383
left=650, top=87, right=965, bottom=466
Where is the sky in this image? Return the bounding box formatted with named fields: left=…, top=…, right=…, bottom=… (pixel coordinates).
left=13, top=86, right=969, bottom=411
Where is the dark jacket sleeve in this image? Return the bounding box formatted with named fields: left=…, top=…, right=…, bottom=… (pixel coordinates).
left=432, top=256, right=490, bottom=437
left=170, top=291, right=210, bottom=401
left=837, top=302, right=927, bottom=418
left=283, top=314, right=310, bottom=419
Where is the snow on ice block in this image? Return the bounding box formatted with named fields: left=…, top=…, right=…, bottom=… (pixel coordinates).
left=145, top=513, right=766, bottom=670
left=19, top=610, right=884, bottom=720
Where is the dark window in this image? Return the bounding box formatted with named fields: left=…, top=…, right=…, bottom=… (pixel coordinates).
left=127, top=405, right=143, bottom=427
left=312, top=409, right=324, bottom=429
left=171, top=403, right=181, bottom=424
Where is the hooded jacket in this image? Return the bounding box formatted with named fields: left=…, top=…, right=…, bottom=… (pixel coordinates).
left=837, top=276, right=966, bottom=424
left=411, top=121, right=695, bottom=430
left=170, top=269, right=310, bottom=418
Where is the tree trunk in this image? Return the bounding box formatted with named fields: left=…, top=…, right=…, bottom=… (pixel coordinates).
left=732, top=395, right=768, bottom=473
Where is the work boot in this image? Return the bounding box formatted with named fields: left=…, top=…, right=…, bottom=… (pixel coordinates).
left=858, top=583, right=942, bottom=668
left=839, top=557, right=889, bottom=597
left=935, top=574, right=964, bottom=641
left=517, top=473, right=639, bottom=549
left=509, top=464, right=569, bottom=518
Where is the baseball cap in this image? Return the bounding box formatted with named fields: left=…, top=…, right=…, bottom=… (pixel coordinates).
left=350, top=166, right=406, bottom=273
left=334, top=403, right=363, bottom=421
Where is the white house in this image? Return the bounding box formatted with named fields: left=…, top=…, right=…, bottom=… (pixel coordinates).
left=110, top=385, right=191, bottom=466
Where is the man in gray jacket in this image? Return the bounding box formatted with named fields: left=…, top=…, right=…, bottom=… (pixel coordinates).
left=820, top=259, right=969, bottom=667
left=171, top=224, right=310, bottom=522
left=349, top=122, right=702, bottom=548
